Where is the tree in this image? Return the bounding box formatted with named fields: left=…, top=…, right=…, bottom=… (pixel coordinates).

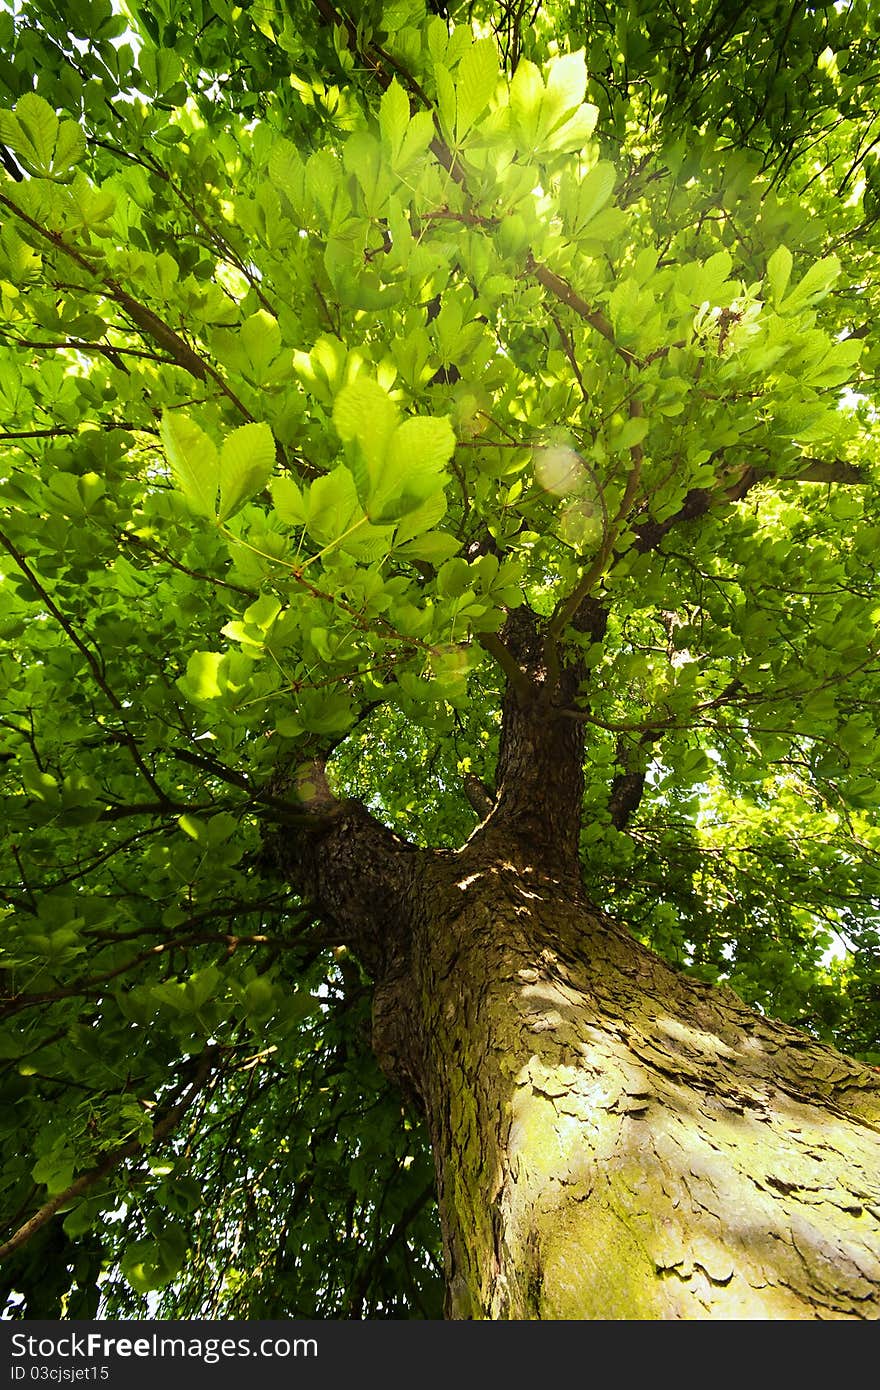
left=1, top=0, right=880, bottom=1320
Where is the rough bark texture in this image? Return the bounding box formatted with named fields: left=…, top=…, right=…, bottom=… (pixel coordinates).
left=269, top=606, right=880, bottom=1319
left=403, top=853, right=880, bottom=1318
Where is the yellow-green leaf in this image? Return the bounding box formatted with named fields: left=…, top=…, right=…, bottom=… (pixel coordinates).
left=218, top=422, right=275, bottom=521
left=394, top=489, right=448, bottom=545
left=332, top=377, right=399, bottom=476
left=160, top=412, right=218, bottom=518
left=379, top=79, right=410, bottom=162
left=766, top=245, right=793, bottom=304
left=386, top=415, right=456, bottom=479
left=457, top=38, right=499, bottom=137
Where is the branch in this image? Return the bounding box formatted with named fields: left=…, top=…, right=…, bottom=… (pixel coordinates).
left=95, top=799, right=220, bottom=822
left=0, top=191, right=251, bottom=418
left=345, top=1180, right=436, bottom=1316
left=1, top=928, right=295, bottom=1017
left=548, top=306, right=590, bottom=404
left=0, top=333, right=174, bottom=367
left=22, top=824, right=168, bottom=894
left=117, top=144, right=279, bottom=319
left=170, top=746, right=328, bottom=822
left=627, top=449, right=868, bottom=564
left=607, top=730, right=663, bottom=831
left=763, top=458, right=868, bottom=486
left=312, top=0, right=390, bottom=89
left=463, top=774, right=495, bottom=820
left=0, top=1050, right=217, bottom=1264
left=475, top=630, right=534, bottom=702
left=0, top=420, right=156, bottom=442
left=108, top=281, right=252, bottom=417
left=525, top=254, right=636, bottom=366
left=631, top=485, right=714, bottom=555
left=266, top=790, right=420, bottom=979
left=121, top=533, right=258, bottom=598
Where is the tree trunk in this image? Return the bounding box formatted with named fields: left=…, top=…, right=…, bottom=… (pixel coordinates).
left=271, top=607, right=880, bottom=1319
left=398, top=847, right=880, bottom=1318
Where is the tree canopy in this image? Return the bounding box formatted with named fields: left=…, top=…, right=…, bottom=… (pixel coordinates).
left=1, top=0, right=879, bottom=1319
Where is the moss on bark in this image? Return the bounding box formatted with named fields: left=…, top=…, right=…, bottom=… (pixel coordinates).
left=403, top=853, right=880, bottom=1318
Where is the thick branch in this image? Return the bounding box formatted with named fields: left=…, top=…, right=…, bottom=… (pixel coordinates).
left=463, top=774, right=495, bottom=820
left=476, top=629, right=534, bottom=702
left=266, top=772, right=421, bottom=978
left=607, top=730, right=662, bottom=830
left=752, top=458, right=867, bottom=487
left=170, top=746, right=322, bottom=822
left=477, top=606, right=588, bottom=869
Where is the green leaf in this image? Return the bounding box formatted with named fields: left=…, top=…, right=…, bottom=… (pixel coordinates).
left=580, top=162, right=616, bottom=222
left=396, top=531, right=461, bottom=564
left=306, top=464, right=361, bottom=545
left=268, top=137, right=306, bottom=209
left=218, top=422, right=276, bottom=522
left=767, top=245, right=793, bottom=304
left=341, top=521, right=396, bottom=560
left=544, top=103, right=598, bottom=153
left=244, top=975, right=276, bottom=1020
left=240, top=311, right=281, bottom=376
left=160, top=412, right=219, bottom=519
left=32, top=1152, right=74, bottom=1194
left=177, top=813, right=207, bottom=841
left=779, top=255, right=841, bottom=314
left=121, top=1226, right=187, bottom=1293
left=243, top=593, right=282, bottom=630
left=509, top=59, right=545, bottom=148
left=332, top=376, right=399, bottom=476
left=386, top=415, right=456, bottom=480
left=394, top=489, right=448, bottom=544
left=0, top=93, right=85, bottom=178
left=361, top=415, right=454, bottom=522
left=63, top=1197, right=105, bottom=1238
left=52, top=121, right=87, bottom=176
left=179, top=651, right=224, bottom=701
left=157, top=1176, right=204, bottom=1215
left=2, top=94, right=58, bottom=167
left=396, top=110, right=435, bottom=170
left=206, top=812, right=239, bottom=846
left=457, top=38, right=499, bottom=137
left=271, top=475, right=307, bottom=526
left=545, top=49, right=588, bottom=117
left=434, top=62, right=457, bottom=140
left=614, top=415, right=650, bottom=450
left=379, top=79, right=410, bottom=162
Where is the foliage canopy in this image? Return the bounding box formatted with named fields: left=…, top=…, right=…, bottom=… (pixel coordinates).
left=1, top=0, right=880, bottom=1318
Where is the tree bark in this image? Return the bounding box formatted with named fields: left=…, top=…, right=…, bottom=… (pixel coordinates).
left=270, top=606, right=880, bottom=1319
left=402, top=851, right=880, bottom=1318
